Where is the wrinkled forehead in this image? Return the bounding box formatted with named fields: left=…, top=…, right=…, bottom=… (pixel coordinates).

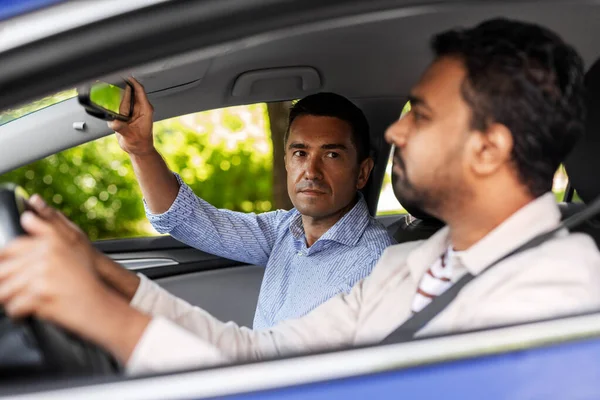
left=410, top=56, right=470, bottom=117
left=287, top=115, right=355, bottom=146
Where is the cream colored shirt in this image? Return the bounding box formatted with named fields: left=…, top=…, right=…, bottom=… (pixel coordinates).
left=127, top=193, right=600, bottom=374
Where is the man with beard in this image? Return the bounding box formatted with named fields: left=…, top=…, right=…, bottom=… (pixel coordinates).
left=1, top=18, right=600, bottom=374
left=386, top=100, right=445, bottom=243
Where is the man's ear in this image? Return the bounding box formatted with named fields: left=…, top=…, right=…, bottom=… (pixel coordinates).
left=468, top=123, right=513, bottom=177
left=284, top=155, right=288, bottom=172
left=356, top=157, right=375, bottom=190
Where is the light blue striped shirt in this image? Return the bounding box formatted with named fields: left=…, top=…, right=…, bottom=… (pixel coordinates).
left=146, top=174, right=395, bottom=330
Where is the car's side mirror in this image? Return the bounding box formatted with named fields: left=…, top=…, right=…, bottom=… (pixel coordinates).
left=77, top=80, right=134, bottom=121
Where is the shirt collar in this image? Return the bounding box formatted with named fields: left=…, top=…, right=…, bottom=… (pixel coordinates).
left=407, top=192, right=561, bottom=281
left=288, top=211, right=304, bottom=240
left=288, top=193, right=372, bottom=247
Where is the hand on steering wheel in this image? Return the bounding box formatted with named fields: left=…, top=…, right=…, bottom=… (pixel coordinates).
left=0, top=185, right=143, bottom=377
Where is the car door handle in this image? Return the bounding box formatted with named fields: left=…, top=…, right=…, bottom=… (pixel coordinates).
left=116, top=258, right=179, bottom=271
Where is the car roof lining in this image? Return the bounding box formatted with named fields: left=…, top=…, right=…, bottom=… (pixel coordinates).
left=1, top=1, right=600, bottom=176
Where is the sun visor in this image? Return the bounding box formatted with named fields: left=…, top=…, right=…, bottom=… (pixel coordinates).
left=231, top=67, right=321, bottom=102
left=98, top=57, right=212, bottom=95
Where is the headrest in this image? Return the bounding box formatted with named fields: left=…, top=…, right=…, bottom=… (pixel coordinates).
left=564, top=58, right=600, bottom=203
left=402, top=203, right=442, bottom=222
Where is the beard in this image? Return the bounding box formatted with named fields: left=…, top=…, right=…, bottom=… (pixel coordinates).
left=392, top=165, right=439, bottom=216
left=391, top=150, right=463, bottom=220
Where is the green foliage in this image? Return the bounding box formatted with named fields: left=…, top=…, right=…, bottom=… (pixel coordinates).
left=0, top=89, right=77, bottom=126
left=0, top=99, right=274, bottom=241
left=400, top=100, right=411, bottom=118
left=157, top=104, right=274, bottom=214
left=0, top=136, right=146, bottom=240
left=90, top=83, right=125, bottom=114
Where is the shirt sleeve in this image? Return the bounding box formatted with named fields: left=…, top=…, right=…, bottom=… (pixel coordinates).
left=145, top=173, right=285, bottom=266
left=126, top=317, right=228, bottom=375
left=127, top=273, right=366, bottom=374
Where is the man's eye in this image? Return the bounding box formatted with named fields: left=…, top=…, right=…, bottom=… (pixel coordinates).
left=326, top=152, right=339, bottom=159
left=413, top=111, right=426, bottom=121
left=293, top=150, right=306, bottom=157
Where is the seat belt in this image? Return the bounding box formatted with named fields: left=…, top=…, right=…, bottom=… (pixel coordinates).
left=381, top=196, right=600, bottom=345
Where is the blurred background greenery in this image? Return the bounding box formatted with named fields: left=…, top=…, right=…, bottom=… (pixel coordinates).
left=0, top=95, right=282, bottom=240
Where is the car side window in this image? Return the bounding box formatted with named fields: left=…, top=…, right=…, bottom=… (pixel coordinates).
left=0, top=102, right=292, bottom=241
left=551, top=165, right=583, bottom=203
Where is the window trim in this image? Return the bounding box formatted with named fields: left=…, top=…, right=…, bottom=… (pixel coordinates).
left=8, top=310, right=600, bottom=398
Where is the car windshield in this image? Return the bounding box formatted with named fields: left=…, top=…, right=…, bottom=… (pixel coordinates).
left=0, top=89, right=76, bottom=126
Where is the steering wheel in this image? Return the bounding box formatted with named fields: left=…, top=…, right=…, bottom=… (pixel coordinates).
left=0, top=183, right=120, bottom=379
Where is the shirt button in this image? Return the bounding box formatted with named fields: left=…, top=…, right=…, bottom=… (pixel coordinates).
left=298, top=251, right=304, bottom=256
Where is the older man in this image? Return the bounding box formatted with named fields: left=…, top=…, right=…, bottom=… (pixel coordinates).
left=104, top=89, right=393, bottom=329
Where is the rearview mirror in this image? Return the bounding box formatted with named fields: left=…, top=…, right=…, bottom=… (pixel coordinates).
left=77, top=80, right=134, bottom=121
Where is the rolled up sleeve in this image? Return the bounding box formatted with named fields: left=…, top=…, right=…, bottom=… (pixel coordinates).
left=143, top=173, right=287, bottom=266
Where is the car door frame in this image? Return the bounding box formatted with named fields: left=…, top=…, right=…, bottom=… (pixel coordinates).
left=1, top=0, right=600, bottom=398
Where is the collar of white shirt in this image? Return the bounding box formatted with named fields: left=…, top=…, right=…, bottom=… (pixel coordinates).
left=406, top=192, right=562, bottom=283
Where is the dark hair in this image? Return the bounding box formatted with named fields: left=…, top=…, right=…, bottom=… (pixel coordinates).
left=432, top=18, right=586, bottom=196
left=285, top=92, right=371, bottom=163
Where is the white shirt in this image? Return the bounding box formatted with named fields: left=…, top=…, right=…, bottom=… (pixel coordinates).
left=126, top=193, right=600, bottom=375
left=411, top=246, right=462, bottom=313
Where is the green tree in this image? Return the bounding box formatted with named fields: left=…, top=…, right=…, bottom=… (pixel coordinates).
left=0, top=136, right=145, bottom=240
left=0, top=97, right=276, bottom=241
left=0, top=89, right=77, bottom=125
left=156, top=104, right=274, bottom=214
left=266, top=101, right=293, bottom=210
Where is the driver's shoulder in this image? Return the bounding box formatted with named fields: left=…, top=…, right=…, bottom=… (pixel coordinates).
left=511, top=231, right=600, bottom=282
left=539, top=231, right=600, bottom=263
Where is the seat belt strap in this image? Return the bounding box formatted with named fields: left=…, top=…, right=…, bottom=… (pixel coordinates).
left=381, top=196, right=600, bottom=345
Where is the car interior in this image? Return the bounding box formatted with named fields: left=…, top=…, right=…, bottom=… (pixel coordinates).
left=109, top=2, right=600, bottom=328
left=2, top=0, right=600, bottom=388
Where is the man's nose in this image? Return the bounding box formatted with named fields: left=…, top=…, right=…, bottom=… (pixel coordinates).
left=384, top=117, right=409, bottom=148
left=304, top=156, right=323, bottom=180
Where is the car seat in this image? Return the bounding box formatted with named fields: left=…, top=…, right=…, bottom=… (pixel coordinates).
left=563, top=57, right=600, bottom=248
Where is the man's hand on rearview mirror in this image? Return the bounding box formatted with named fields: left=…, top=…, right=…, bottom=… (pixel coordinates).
left=110, top=77, right=156, bottom=157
